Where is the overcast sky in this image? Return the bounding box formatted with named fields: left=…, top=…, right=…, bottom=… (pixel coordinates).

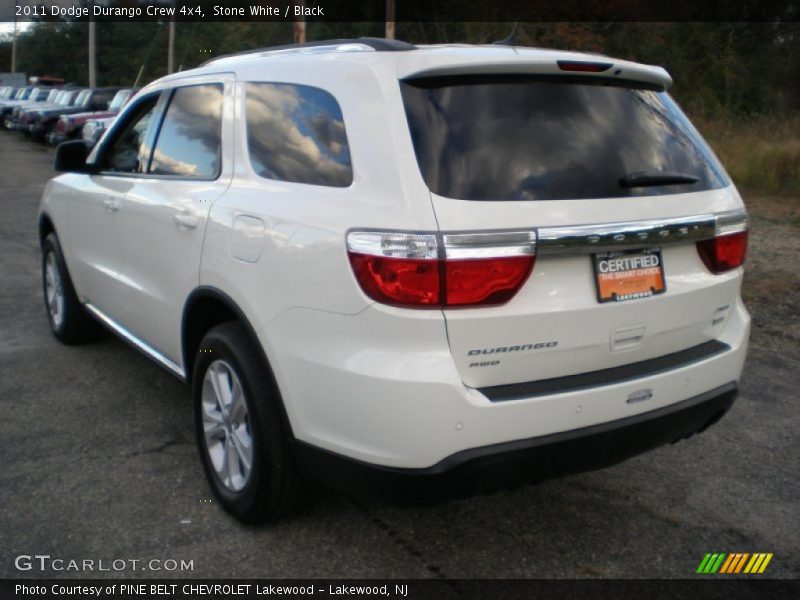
left=0, top=22, right=32, bottom=36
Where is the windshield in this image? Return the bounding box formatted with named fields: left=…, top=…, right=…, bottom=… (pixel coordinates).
left=75, top=90, right=92, bottom=107
left=108, top=89, right=131, bottom=111
left=60, top=91, right=77, bottom=106
left=401, top=75, right=729, bottom=201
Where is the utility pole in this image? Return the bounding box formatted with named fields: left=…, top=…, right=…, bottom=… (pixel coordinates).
left=167, top=17, right=176, bottom=74
left=88, top=19, right=97, bottom=86
left=294, top=1, right=306, bottom=43
left=385, top=0, right=396, bottom=40
left=11, top=11, right=17, bottom=73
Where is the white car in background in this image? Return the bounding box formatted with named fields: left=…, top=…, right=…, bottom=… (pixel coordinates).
left=81, top=116, right=116, bottom=148
left=38, top=39, right=749, bottom=523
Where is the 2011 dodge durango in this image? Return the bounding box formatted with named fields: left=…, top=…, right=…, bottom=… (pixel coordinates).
left=38, top=39, right=750, bottom=523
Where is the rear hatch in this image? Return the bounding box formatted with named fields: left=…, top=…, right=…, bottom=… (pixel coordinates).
left=400, top=66, right=747, bottom=390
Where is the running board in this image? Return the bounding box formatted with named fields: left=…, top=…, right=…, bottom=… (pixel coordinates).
left=84, top=304, right=186, bottom=381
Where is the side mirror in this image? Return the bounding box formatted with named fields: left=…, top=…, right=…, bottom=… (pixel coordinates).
left=54, top=140, right=96, bottom=174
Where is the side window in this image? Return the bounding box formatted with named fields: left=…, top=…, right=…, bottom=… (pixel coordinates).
left=245, top=82, right=352, bottom=187
left=102, top=95, right=159, bottom=174
left=148, top=84, right=223, bottom=179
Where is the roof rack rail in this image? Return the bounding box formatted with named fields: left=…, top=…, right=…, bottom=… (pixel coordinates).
left=201, top=37, right=416, bottom=66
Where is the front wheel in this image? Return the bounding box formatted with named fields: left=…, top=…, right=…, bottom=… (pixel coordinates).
left=193, top=322, right=310, bottom=523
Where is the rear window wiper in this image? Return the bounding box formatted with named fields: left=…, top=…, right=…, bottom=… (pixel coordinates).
left=619, top=171, right=699, bottom=188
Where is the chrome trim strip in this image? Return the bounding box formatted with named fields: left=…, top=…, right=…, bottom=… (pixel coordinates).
left=443, top=230, right=537, bottom=259
left=536, top=208, right=747, bottom=255
left=715, top=209, right=749, bottom=236
left=84, top=303, right=186, bottom=380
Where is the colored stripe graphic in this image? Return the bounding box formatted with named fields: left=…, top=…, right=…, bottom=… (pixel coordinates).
left=734, top=553, right=750, bottom=573
left=719, top=554, right=736, bottom=573
left=758, top=553, right=773, bottom=573
left=710, top=553, right=726, bottom=573
left=698, top=553, right=727, bottom=573
left=699, top=552, right=773, bottom=574
left=720, top=553, right=750, bottom=573
left=744, top=554, right=760, bottom=573
left=697, top=554, right=713, bottom=573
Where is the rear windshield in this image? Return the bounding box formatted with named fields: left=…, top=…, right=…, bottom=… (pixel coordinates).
left=401, top=76, right=729, bottom=201
left=75, top=89, right=92, bottom=107
left=59, top=92, right=76, bottom=106
left=108, top=90, right=132, bottom=112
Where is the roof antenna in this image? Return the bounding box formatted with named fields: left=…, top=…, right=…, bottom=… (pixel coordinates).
left=492, top=21, right=520, bottom=46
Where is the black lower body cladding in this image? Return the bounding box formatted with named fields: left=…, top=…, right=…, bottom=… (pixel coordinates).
left=294, top=383, right=738, bottom=504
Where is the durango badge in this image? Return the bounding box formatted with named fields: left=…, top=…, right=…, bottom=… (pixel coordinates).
left=627, top=388, right=654, bottom=404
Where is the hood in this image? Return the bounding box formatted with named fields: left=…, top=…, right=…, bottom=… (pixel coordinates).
left=64, top=109, right=118, bottom=124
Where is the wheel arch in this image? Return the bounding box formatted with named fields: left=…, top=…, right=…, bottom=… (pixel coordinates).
left=181, top=287, right=296, bottom=436
left=38, top=212, right=56, bottom=247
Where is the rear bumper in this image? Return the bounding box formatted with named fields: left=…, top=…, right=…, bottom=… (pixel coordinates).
left=264, top=298, right=749, bottom=469
left=295, top=382, right=738, bottom=501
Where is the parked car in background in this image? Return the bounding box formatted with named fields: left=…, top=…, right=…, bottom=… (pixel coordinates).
left=49, top=88, right=135, bottom=146
left=0, top=87, right=33, bottom=111
left=15, top=90, right=79, bottom=133
left=28, top=87, right=119, bottom=142
left=29, top=75, right=65, bottom=87
left=9, top=89, right=63, bottom=130
left=0, top=87, right=49, bottom=125
left=81, top=116, right=116, bottom=148
left=0, top=86, right=18, bottom=101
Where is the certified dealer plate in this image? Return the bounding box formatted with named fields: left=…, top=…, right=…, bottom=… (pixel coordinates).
left=592, top=248, right=666, bottom=303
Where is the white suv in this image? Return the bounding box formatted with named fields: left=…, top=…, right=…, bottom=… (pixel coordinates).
left=39, top=39, right=750, bottom=522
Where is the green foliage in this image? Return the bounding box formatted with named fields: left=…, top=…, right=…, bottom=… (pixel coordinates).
left=698, top=116, right=800, bottom=197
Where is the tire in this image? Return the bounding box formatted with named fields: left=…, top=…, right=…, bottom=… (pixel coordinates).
left=192, top=322, right=310, bottom=523
left=42, top=233, right=102, bottom=344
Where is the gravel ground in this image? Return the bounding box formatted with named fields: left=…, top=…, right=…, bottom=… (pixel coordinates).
left=0, top=132, right=798, bottom=580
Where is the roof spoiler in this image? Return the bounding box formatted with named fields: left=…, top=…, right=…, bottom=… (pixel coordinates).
left=403, top=59, right=673, bottom=92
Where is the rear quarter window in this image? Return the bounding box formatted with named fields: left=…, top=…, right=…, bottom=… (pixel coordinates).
left=401, top=75, right=729, bottom=201
left=245, top=82, right=352, bottom=187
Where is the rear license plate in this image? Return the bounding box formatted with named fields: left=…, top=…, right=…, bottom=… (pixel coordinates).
left=592, top=248, right=666, bottom=303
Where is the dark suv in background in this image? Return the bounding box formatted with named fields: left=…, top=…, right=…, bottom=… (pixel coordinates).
left=49, top=88, right=135, bottom=145
left=28, top=87, right=119, bottom=142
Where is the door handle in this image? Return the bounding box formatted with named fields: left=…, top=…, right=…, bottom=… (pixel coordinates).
left=103, top=198, right=120, bottom=213
left=173, top=213, right=199, bottom=230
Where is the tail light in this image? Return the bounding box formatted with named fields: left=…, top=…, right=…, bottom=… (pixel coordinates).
left=696, top=214, right=749, bottom=274
left=346, top=230, right=536, bottom=308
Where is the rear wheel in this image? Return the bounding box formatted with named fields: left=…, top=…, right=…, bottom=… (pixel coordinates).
left=42, top=233, right=102, bottom=344
left=193, top=322, right=310, bottom=523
